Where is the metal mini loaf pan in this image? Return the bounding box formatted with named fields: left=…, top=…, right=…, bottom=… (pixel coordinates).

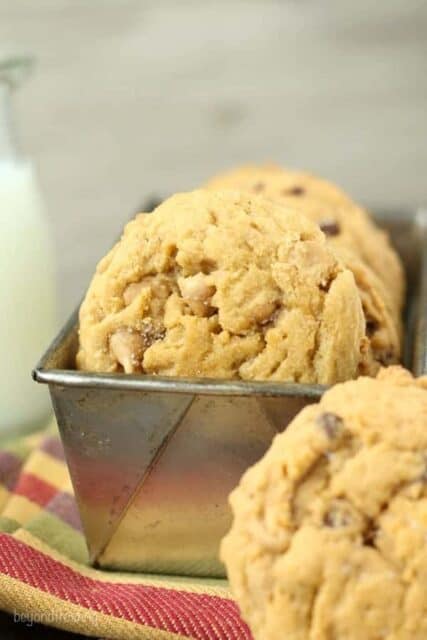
left=34, top=208, right=427, bottom=578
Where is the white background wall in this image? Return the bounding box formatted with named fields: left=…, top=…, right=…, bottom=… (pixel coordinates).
left=1, top=0, right=426, bottom=319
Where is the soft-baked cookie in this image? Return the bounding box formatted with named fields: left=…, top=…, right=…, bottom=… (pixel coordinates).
left=205, top=165, right=405, bottom=321
left=221, top=367, right=427, bottom=640
left=206, top=163, right=354, bottom=206
left=77, top=190, right=370, bottom=383
left=330, top=244, right=400, bottom=369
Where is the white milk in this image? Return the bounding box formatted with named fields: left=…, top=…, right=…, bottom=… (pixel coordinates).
left=0, top=160, right=56, bottom=437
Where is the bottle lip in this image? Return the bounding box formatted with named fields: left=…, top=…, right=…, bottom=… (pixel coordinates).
left=0, top=55, right=34, bottom=90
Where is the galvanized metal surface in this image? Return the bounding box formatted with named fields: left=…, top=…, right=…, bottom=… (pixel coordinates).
left=34, top=210, right=427, bottom=577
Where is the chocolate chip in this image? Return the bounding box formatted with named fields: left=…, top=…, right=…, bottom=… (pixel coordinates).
left=366, top=317, right=379, bottom=337
left=363, top=521, right=378, bottom=547
left=316, top=412, right=344, bottom=439
left=253, top=182, right=265, bottom=193
left=283, top=186, right=305, bottom=196
left=378, top=350, right=395, bottom=366
left=319, top=219, right=341, bottom=236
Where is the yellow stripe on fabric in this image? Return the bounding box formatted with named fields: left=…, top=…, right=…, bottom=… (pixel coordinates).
left=14, top=529, right=231, bottom=597
left=0, top=485, right=9, bottom=511
left=61, top=474, right=74, bottom=493
left=24, top=450, right=70, bottom=490
left=0, top=574, right=188, bottom=640
left=23, top=426, right=51, bottom=450
left=2, top=495, right=41, bottom=526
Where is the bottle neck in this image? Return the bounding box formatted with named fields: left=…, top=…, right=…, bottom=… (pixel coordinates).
left=0, top=83, right=19, bottom=162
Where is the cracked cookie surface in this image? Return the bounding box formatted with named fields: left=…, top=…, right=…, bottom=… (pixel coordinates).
left=76, top=190, right=368, bottom=383
left=205, top=164, right=405, bottom=326
left=221, top=367, right=427, bottom=640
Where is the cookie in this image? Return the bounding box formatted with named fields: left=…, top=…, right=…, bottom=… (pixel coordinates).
left=77, top=190, right=369, bottom=384
left=206, top=163, right=353, bottom=206
left=221, top=367, right=427, bottom=640
left=205, top=165, right=405, bottom=319
left=330, top=244, right=400, bottom=369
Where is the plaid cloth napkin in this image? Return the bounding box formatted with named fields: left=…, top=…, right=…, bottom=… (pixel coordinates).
left=0, top=420, right=251, bottom=639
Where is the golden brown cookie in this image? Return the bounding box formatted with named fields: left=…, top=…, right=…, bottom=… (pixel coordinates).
left=221, top=367, right=427, bottom=640
left=331, top=244, right=400, bottom=369
left=206, top=163, right=353, bottom=206
left=77, top=190, right=369, bottom=384
left=205, top=165, right=405, bottom=322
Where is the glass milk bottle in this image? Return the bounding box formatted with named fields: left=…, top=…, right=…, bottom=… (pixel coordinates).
left=0, top=57, right=57, bottom=439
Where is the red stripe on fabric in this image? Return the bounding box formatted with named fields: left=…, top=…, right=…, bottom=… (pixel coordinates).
left=0, top=535, right=251, bottom=639
left=13, top=473, right=58, bottom=507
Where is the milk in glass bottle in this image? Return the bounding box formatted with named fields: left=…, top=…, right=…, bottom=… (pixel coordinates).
left=0, top=57, right=56, bottom=438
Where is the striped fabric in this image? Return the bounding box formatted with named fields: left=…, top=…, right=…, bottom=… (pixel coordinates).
left=0, top=423, right=251, bottom=639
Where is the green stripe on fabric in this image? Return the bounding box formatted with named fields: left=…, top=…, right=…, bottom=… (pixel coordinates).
left=0, top=516, right=21, bottom=533
left=0, top=439, right=32, bottom=461
left=24, top=511, right=88, bottom=564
